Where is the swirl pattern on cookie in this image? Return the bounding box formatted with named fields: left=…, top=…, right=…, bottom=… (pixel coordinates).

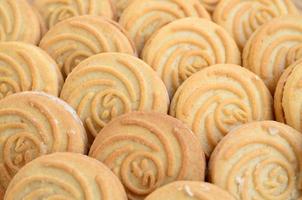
left=142, top=18, right=241, bottom=97
left=32, top=0, right=115, bottom=30
left=170, top=64, right=273, bottom=156
left=39, top=16, right=136, bottom=77
left=209, top=121, right=302, bottom=200
left=4, top=153, right=127, bottom=200
left=119, top=0, right=211, bottom=54
left=113, top=0, right=135, bottom=18
left=0, top=42, right=63, bottom=98
left=60, top=53, right=169, bottom=139
left=0, top=0, right=40, bottom=44
left=145, top=181, right=236, bottom=200
left=274, top=59, right=302, bottom=132
left=243, top=16, right=302, bottom=93
left=213, top=0, right=298, bottom=50
left=199, top=0, right=221, bottom=13
left=0, top=92, right=88, bottom=193
left=89, top=112, right=206, bottom=200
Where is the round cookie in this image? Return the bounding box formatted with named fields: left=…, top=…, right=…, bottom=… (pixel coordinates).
left=4, top=152, right=127, bottom=200
left=209, top=121, right=302, bottom=200
left=60, top=53, right=169, bottom=139
left=0, top=92, right=88, bottom=196
left=119, top=0, right=211, bottom=54
left=32, top=0, right=116, bottom=30
left=0, top=42, right=63, bottom=98
left=0, top=0, right=40, bottom=44
left=199, top=0, right=221, bottom=13
left=113, top=0, right=135, bottom=18
left=142, top=17, right=241, bottom=97
left=213, top=0, right=298, bottom=50
left=39, top=15, right=136, bottom=77
left=170, top=64, right=273, bottom=156
left=145, top=181, right=236, bottom=200
left=274, top=59, right=302, bottom=131
left=89, top=112, right=206, bottom=200
left=243, top=16, right=302, bottom=93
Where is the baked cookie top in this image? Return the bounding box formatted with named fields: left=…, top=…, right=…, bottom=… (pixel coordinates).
left=142, top=17, right=241, bottom=97
left=4, top=152, right=127, bottom=200
left=170, top=64, right=273, bottom=156
left=39, top=15, right=136, bottom=77
left=209, top=121, right=302, bottom=200
left=60, top=53, right=169, bottom=139
left=119, top=0, right=211, bottom=54
left=89, top=111, right=205, bottom=200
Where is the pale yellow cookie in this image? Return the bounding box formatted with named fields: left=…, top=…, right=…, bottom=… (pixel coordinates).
left=119, top=0, right=211, bottom=54
left=0, top=42, right=63, bottom=98
left=209, top=121, right=302, bottom=200
left=0, top=0, right=40, bottom=44
left=112, top=0, right=135, bottom=18
left=89, top=112, right=206, bottom=200
left=170, top=64, right=273, bottom=156
left=4, top=152, right=127, bottom=200
left=39, top=16, right=136, bottom=77
left=199, top=0, right=221, bottom=13
left=32, top=0, right=116, bottom=30
left=0, top=92, right=88, bottom=196
left=243, top=16, right=302, bottom=93
left=145, top=181, right=236, bottom=200
left=60, top=53, right=169, bottom=139
left=213, top=0, right=298, bottom=50
left=142, top=17, right=241, bottom=97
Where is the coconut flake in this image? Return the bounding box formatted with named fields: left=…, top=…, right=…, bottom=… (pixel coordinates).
left=184, top=185, right=194, bottom=197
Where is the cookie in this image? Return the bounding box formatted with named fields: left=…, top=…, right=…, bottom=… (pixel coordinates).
left=0, top=0, right=40, bottom=44
left=209, top=121, right=302, bottom=200
left=145, top=181, right=236, bottom=200
left=274, top=59, right=302, bottom=131
left=60, top=53, right=169, bottom=139
left=243, top=16, right=302, bottom=93
left=0, top=42, right=63, bottom=98
left=0, top=92, right=88, bottom=194
left=119, top=0, right=211, bottom=54
left=199, top=0, right=221, bottom=13
left=32, top=0, right=116, bottom=30
left=142, top=17, right=241, bottom=97
left=89, top=112, right=206, bottom=200
left=4, top=152, right=127, bottom=200
left=39, top=16, right=136, bottom=77
left=113, top=0, right=135, bottom=18
left=293, top=0, right=302, bottom=11
left=213, top=0, right=298, bottom=50
left=170, top=64, right=273, bottom=156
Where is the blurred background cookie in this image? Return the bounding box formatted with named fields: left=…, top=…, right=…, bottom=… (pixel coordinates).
left=0, top=42, right=63, bottom=98
left=0, top=0, right=40, bottom=44
left=4, top=153, right=127, bottom=200
left=170, top=64, right=273, bottom=156
left=293, top=0, right=302, bottom=11
left=142, top=17, right=240, bottom=97
left=213, top=0, right=298, bottom=50
left=89, top=112, right=206, bottom=200
left=209, top=121, right=302, bottom=200
left=243, top=16, right=302, bottom=93
left=0, top=92, right=88, bottom=196
left=60, top=53, right=169, bottom=139
left=39, top=16, right=136, bottom=77
left=112, top=0, right=135, bottom=19
left=119, top=0, right=211, bottom=54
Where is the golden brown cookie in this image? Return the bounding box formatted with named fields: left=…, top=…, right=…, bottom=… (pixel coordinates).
left=274, top=59, right=302, bottom=131
left=113, top=0, right=135, bottom=18
left=0, top=92, right=88, bottom=194
left=89, top=112, right=206, bottom=200
left=145, top=181, right=236, bottom=200
left=243, top=16, right=302, bottom=93
left=4, top=152, right=127, bottom=200
left=199, top=0, right=221, bottom=13
left=142, top=17, right=241, bottom=97
left=170, top=64, right=273, bottom=156
left=119, top=0, right=211, bottom=54
left=209, top=121, right=302, bottom=200
left=0, top=42, right=63, bottom=98
left=0, top=0, right=40, bottom=44
left=32, top=0, right=116, bottom=31
left=60, top=53, right=169, bottom=139
left=213, top=0, right=298, bottom=50
left=39, top=16, right=136, bottom=77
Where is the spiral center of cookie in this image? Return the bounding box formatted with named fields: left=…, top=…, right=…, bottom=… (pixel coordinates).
left=49, top=6, right=77, bottom=27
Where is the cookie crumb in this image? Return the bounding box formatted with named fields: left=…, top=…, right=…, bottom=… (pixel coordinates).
left=184, top=184, right=194, bottom=197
